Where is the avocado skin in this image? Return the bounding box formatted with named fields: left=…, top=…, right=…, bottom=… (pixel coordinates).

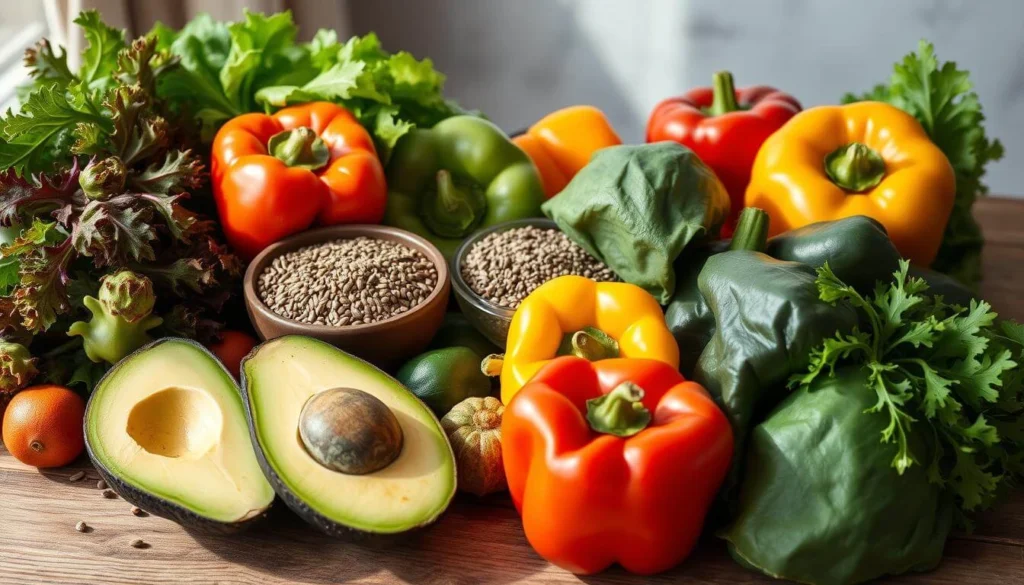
left=83, top=338, right=271, bottom=535
left=238, top=335, right=456, bottom=544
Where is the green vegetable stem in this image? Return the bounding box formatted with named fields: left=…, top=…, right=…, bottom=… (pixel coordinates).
left=68, top=271, right=163, bottom=365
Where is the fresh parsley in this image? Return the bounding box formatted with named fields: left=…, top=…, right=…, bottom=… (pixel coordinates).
left=843, top=41, right=1003, bottom=288
left=793, top=260, right=1023, bottom=517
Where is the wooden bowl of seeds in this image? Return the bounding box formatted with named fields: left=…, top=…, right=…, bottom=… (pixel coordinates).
left=243, top=225, right=450, bottom=368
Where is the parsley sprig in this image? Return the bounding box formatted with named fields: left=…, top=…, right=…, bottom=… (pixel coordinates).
left=792, top=260, right=1024, bottom=515
left=843, top=41, right=1004, bottom=287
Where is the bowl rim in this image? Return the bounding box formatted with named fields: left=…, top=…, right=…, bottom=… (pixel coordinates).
left=243, top=224, right=450, bottom=335
left=449, top=217, right=560, bottom=320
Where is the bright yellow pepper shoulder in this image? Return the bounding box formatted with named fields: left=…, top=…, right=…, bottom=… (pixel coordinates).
left=499, top=275, right=679, bottom=404
left=745, top=101, right=955, bottom=266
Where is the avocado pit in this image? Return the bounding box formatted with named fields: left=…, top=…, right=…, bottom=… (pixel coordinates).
left=299, top=387, right=403, bottom=475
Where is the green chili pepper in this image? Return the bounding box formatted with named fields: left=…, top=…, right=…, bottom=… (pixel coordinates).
left=383, top=116, right=545, bottom=258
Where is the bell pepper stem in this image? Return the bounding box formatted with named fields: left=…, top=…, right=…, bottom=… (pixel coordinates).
left=423, top=170, right=487, bottom=238
left=708, top=71, right=740, bottom=116
left=481, top=353, right=504, bottom=377
left=585, top=382, right=651, bottom=437
left=268, top=127, right=330, bottom=172
left=729, top=207, right=770, bottom=252
left=825, top=143, right=886, bottom=192
left=557, top=327, right=619, bottom=361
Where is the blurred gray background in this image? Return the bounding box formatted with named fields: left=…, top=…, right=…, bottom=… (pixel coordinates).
left=7, top=0, right=1022, bottom=195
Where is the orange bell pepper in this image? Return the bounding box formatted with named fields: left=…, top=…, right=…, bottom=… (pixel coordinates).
left=513, top=106, right=621, bottom=198
left=502, top=356, right=733, bottom=574
left=211, top=102, right=387, bottom=260
left=499, top=275, right=679, bottom=404
left=745, top=101, right=955, bottom=265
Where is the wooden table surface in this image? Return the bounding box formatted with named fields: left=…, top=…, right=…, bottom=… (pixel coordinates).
left=2, top=198, right=1024, bottom=585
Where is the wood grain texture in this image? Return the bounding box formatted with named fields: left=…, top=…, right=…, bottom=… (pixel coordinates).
left=2, top=197, right=1024, bottom=584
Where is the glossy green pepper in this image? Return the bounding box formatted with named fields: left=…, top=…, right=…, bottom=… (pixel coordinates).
left=395, top=346, right=492, bottom=416
left=384, top=116, right=545, bottom=257
left=667, top=212, right=902, bottom=375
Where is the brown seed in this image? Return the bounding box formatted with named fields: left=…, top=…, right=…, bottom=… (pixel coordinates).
left=69, top=471, right=86, bottom=482
left=96, top=479, right=107, bottom=490
left=75, top=521, right=89, bottom=533
left=130, top=539, right=148, bottom=549
left=130, top=507, right=146, bottom=517
left=102, top=489, right=117, bottom=499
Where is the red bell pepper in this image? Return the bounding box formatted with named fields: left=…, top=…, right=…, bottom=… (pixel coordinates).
left=502, top=356, right=733, bottom=575
left=211, top=102, right=387, bottom=260
left=646, top=72, right=800, bottom=236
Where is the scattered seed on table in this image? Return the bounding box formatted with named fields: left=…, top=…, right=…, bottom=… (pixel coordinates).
left=131, top=507, right=146, bottom=517
left=130, top=539, right=148, bottom=549
left=75, top=521, right=89, bottom=533
left=257, top=237, right=438, bottom=326
left=102, top=489, right=117, bottom=499
left=461, top=226, right=619, bottom=309
left=96, top=479, right=107, bottom=490
left=69, top=471, right=86, bottom=482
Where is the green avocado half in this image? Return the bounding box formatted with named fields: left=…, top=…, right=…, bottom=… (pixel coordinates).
left=240, top=335, right=456, bottom=541
left=85, top=338, right=275, bottom=534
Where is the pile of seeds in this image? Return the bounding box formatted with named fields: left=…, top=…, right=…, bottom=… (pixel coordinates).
left=258, top=237, right=438, bottom=327
left=461, top=226, right=618, bottom=309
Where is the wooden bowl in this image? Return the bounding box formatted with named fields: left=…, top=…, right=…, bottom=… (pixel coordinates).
left=243, top=225, right=450, bottom=369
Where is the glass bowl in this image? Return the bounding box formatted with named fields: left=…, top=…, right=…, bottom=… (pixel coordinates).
left=450, top=218, right=559, bottom=347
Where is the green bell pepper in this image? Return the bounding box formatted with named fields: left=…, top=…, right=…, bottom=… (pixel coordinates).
left=384, top=115, right=545, bottom=257
left=722, top=366, right=953, bottom=585
left=667, top=212, right=902, bottom=375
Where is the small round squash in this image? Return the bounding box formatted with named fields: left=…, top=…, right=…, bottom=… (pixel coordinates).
left=440, top=396, right=505, bottom=496
left=298, top=387, right=403, bottom=475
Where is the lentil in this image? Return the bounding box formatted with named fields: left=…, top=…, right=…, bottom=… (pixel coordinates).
left=257, top=237, right=438, bottom=327
left=461, top=226, right=618, bottom=309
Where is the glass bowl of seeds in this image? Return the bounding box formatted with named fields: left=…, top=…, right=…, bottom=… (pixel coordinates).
left=243, top=225, right=450, bottom=368
left=451, top=218, right=620, bottom=347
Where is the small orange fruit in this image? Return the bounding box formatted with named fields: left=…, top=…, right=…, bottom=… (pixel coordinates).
left=2, top=385, right=86, bottom=468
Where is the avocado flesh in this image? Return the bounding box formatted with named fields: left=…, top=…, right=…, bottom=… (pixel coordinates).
left=86, top=339, right=274, bottom=528
left=242, top=336, right=456, bottom=535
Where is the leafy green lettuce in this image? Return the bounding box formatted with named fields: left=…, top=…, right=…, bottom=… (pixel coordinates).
left=843, top=41, right=1004, bottom=288
left=151, top=12, right=463, bottom=157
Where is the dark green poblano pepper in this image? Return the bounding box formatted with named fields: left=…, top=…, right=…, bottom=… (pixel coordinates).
left=721, top=366, right=953, bottom=585
left=384, top=116, right=545, bottom=258
left=667, top=212, right=903, bottom=375
left=693, top=249, right=860, bottom=501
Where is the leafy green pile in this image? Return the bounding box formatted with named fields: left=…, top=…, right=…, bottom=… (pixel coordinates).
left=843, top=41, right=1004, bottom=288
left=151, top=10, right=464, bottom=158
left=794, top=260, right=1023, bottom=518
left=0, top=12, right=239, bottom=391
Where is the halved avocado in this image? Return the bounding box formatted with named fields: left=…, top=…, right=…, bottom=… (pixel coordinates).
left=85, top=338, right=275, bottom=534
left=240, top=336, right=456, bottom=541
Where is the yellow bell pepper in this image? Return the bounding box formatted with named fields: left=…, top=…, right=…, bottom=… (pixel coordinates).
left=745, top=101, right=955, bottom=266
left=513, top=106, right=621, bottom=199
left=499, top=275, right=679, bottom=404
